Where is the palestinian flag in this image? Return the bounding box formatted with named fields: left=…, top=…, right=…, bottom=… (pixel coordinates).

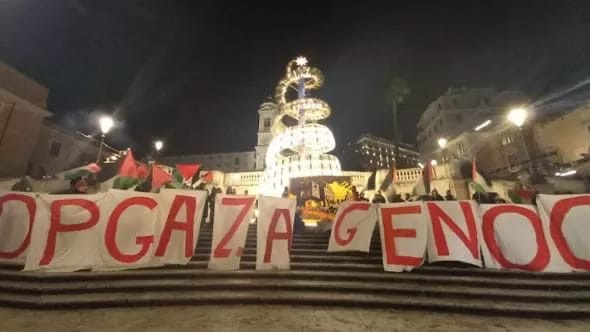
left=191, top=170, right=214, bottom=188
left=152, top=164, right=172, bottom=189
left=113, top=150, right=140, bottom=190
left=176, top=164, right=201, bottom=183
left=411, top=162, right=434, bottom=197
left=137, top=163, right=149, bottom=180
left=63, top=163, right=102, bottom=180
left=379, top=160, right=397, bottom=192
left=470, top=158, right=493, bottom=194
left=201, top=171, right=213, bottom=183
left=508, top=189, right=535, bottom=204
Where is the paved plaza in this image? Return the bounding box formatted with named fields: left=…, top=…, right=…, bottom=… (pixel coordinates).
left=1, top=305, right=589, bottom=332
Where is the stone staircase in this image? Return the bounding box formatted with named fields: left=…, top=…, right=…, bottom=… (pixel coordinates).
left=0, top=225, right=589, bottom=317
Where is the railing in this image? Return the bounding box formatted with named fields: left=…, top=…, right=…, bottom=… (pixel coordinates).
left=223, top=171, right=264, bottom=186
left=342, top=171, right=371, bottom=186
left=394, top=166, right=443, bottom=183
left=222, top=167, right=447, bottom=188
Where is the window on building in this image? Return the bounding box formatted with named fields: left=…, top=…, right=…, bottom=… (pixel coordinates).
left=263, top=118, right=271, bottom=129
left=49, top=141, right=62, bottom=157
left=480, top=97, right=489, bottom=105
left=439, top=118, right=443, bottom=128
left=457, top=142, right=465, bottom=155
left=437, top=103, right=442, bottom=110
left=501, top=134, right=514, bottom=146
left=453, top=98, right=458, bottom=106
left=455, top=114, right=462, bottom=123
left=507, top=153, right=519, bottom=167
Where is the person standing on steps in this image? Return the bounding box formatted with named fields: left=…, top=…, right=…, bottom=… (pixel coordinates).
left=372, top=190, right=386, bottom=203
left=208, top=186, right=218, bottom=227
left=444, top=190, right=456, bottom=201
left=431, top=189, right=444, bottom=201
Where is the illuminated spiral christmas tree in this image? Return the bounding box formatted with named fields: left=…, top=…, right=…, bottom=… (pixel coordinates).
left=260, top=56, right=342, bottom=196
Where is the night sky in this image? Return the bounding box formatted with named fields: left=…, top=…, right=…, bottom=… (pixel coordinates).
left=2, top=1, right=590, bottom=156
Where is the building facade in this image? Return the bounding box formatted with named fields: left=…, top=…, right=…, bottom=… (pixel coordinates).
left=425, top=99, right=590, bottom=184
left=417, top=87, right=527, bottom=161
left=0, top=62, right=120, bottom=179
left=254, top=101, right=279, bottom=170
left=161, top=151, right=257, bottom=173
left=28, top=122, right=119, bottom=178
left=0, top=63, right=52, bottom=178
left=533, top=104, right=590, bottom=165
left=341, top=134, right=419, bottom=171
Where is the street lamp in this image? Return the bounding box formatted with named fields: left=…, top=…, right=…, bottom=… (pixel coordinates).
left=97, top=116, right=113, bottom=163
left=507, top=107, right=534, bottom=175
left=154, top=140, right=163, bottom=152
left=507, top=107, right=527, bottom=128
left=437, top=137, right=453, bottom=192
left=153, top=140, right=164, bottom=161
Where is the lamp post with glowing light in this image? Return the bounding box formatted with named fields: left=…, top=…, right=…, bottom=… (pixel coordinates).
left=507, top=107, right=534, bottom=175
left=437, top=137, right=453, bottom=192
left=96, top=116, right=113, bottom=163
left=154, top=140, right=163, bottom=161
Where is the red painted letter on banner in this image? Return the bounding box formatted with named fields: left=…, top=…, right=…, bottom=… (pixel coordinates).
left=482, top=205, right=549, bottom=271
left=427, top=201, right=479, bottom=259
left=41, top=199, right=100, bottom=265
left=264, top=208, right=292, bottom=263
left=380, top=205, right=423, bottom=266
left=105, top=197, right=157, bottom=263
left=213, top=197, right=255, bottom=258
left=334, top=202, right=370, bottom=246
left=155, top=195, right=196, bottom=258
left=550, top=196, right=590, bottom=270
left=0, top=194, right=36, bottom=259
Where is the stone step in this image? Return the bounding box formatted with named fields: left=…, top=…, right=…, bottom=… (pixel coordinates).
left=190, top=253, right=384, bottom=264
left=197, top=237, right=377, bottom=245
left=2, top=268, right=589, bottom=290
left=193, top=247, right=382, bottom=257
left=3, top=259, right=590, bottom=281
left=195, top=241, right=382, bottom=250
left=200, top=231, right=335, bottom=239
left=0, top=289, right=588, bottom=317
left=184, top=261, right=384, bottom=271
left=0, top=278, right=587, bottom=303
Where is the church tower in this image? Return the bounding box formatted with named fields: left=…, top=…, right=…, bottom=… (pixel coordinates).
left=254, top=100, right=278, bottom=170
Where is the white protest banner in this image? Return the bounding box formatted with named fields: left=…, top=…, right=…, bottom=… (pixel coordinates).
left=94, top=190, right=160, bottom=271
left=24, top=193, right=107, bottom=272
left=328, top=201, right=377, bottom=252
left=154, top=189, right=207, bottom=265
left=538, top=194, right=590, bottom=271
left=425, top=201, right=482, bottom=266
left=208, top=194, right=255, bottom=270
left=0, top=192, right=37, bottom=263
left=479, top=203, right=567, bottom=272
left=377, top=202, right=427, bottom=272
left=256, top=196, right=296, bottom=270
